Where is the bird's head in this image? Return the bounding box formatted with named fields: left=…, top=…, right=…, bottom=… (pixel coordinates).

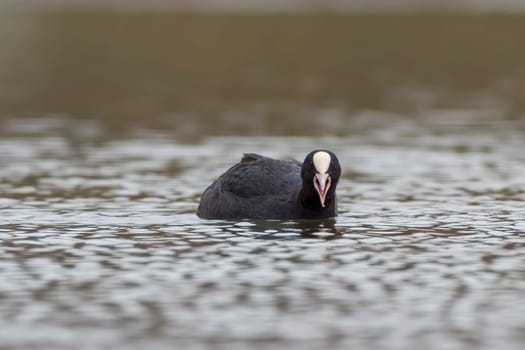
left=301, top=150, right=341, bottom=207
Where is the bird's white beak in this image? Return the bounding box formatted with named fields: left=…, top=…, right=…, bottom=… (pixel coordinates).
left=313, top=173, right=331, bottom=207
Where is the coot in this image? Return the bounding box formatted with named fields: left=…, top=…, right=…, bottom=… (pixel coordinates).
left=197, top=150, right=341, bottom=220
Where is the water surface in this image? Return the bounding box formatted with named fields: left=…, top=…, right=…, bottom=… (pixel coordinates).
left=1, top=115, right=525, bottom=350
left=1, top=11, right=525, bottom=350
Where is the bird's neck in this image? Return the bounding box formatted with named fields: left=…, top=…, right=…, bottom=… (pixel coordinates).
left=299, top=185, right=335, bottom=214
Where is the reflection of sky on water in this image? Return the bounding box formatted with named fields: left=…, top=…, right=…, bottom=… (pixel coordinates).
left=1, top=116, right=524, bottom=349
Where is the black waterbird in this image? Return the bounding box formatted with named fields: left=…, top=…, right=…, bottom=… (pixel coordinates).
left=197, top=150, right=341, bottom=220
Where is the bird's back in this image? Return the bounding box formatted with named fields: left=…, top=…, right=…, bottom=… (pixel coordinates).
left=197, top=154, right=302, bottom=219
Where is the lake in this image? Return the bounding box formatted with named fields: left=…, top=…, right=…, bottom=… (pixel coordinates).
left=0, top=11, right=524, bottom=350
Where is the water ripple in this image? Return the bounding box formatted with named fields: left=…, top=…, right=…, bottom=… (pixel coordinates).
left=0, top=119, right=524, bottom=350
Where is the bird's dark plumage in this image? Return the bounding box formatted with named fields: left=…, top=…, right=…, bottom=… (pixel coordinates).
left=197, top=150, right=341, bottom=220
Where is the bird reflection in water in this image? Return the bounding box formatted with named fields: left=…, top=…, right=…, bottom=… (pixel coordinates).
left=235, top=218, right=342, bottom=240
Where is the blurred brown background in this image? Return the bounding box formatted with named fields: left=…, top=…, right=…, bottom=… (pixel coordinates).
left=1, top=0, right=524, bottom=138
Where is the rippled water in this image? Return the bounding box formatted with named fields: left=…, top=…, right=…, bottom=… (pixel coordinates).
left=1, top=115, right=524, bottom=350
left=1, top=10, right=525, bottom=349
